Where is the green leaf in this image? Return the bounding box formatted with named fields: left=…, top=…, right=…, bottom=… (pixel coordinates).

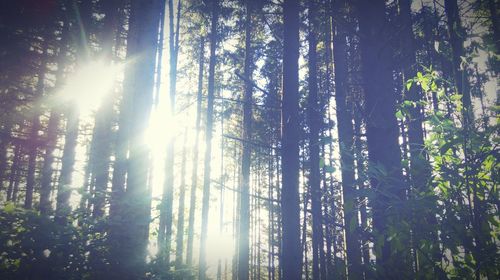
left=396, top=110, right=404, bottom=120
left=431, top=81, right=438, bottom=91
left=450, top=94, right=462, bottom=101
left=417, top=72, right=423, bottom=80
left=406, top=80, right=413, bottom=91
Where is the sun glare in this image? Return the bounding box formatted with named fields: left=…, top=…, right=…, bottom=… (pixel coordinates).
left=56, top=60, right=121, bottom=112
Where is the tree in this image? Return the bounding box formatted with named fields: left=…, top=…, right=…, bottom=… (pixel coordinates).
left=110, top=0, right=163, bottom=278
left=159, top=0, right=181, bottom=266
left=397, top=0, right=441, bottom=276
left=199, top=1, right=219, bottom=279
left=306, top=0, right=326, bottom=279
left=332, top=0, right=362, bottom=278
left=281, top=0, right=302, bottom=279
left=237, top=1, right=254, bottom=279
left=354, top=0, right=412, bottom=277
left=186, top=35, right=205, bottom=266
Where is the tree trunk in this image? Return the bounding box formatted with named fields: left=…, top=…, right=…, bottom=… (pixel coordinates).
left=398, top=0, right=441, bottom=276
left=186, top=36, right=205, bottom=266
left=281, top=1, right=302, bottom=279
left=354, top=0, right=411, bottom=277
left=159, top=0, right=181, bottom=266
left=110, top=0, right=162, bottom=278
left=306, top=1, right=325, bottom=279
left=39, top=110, right=60, bottom=215
left=332, top=0, right=362, bottom=278
left=175, top=128, right=188, bottom=269
left=55, top=106, right=79, bottom=222
left=0, top=122, right=12, bottom=198
left=25, top=43, right=48, bottom=209
left=199, top=1, right=219, bottom=279
left=238, top=1, right=254, bottom=279
left=7, top=144, right=22, bottom=202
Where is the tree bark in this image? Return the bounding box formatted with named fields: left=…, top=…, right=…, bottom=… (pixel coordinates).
left=198, top=1, right=219, bottom=279
left=159, top=0, right=181, bottom=266
left=281, top=0, right=302, bottom=279
left=110, top=0, right=163, bottom=278
left=25, top=43, right=48, bottom=209
left=354, top=0, right=411, bottom=277
left=238, top=1, right=254, bottom=279
left=332, top=0, right=362, bottom=278
left=186, top=35, right=205, bottom=266
left=90, top=0, right=121, bottom=218
left=307, top=1, right=326, bottom=278
left=175, top=128, right=188, bottom=269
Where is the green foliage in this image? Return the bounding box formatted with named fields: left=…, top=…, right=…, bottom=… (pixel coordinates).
left=400, top=68, right=500, bottom=279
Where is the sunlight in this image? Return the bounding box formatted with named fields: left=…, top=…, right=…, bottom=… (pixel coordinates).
left=55, top=60, right=121, bottom=112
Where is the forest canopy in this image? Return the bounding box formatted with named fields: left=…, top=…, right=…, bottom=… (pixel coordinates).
left=0, top=0, right=498, bottom=279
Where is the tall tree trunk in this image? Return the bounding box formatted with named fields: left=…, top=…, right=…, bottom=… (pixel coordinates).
left=0, top=122, right=12, bottom=198
left=354, top=0, right=411, bottom=277
left=281, top=0, right=302, bottom=279
left=186, top=36, right=205, bottom=266
left=238, top=1, right=254, bottom=279
left=306, top=1, right=325, bottom=279
left=159, top=0, right=181, bottom=266
left=90, top=0, right=121, bottom=218
left=40, top=23, right=70, bottom=215
left=7, top=144, right=22, bottom=202
left=55, top=107, right=79, bottom=222
left=111, top=0, right=162, bottom=278
left=39, top=110, right=60, bottom=215
left=332, top=0, right=362, bottom=278
left=25, top=43, right=48, bottom=209
left=199, top=1, right=219, bottom=279
left=398, top=0, right=441, bottom=276
left=175, top=128, right=188, bottom=269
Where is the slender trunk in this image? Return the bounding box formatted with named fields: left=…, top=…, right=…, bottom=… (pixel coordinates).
left=186, top=36, right=205, bottom=266
left=281, top=0, right=302, bottom=279
left=7, top=144, right=22, bottom=202
left=175, top=129, right=188, bottom=269
left=55, top=107, right=79, bottom=222
left=40, top=110, right=60, bottom=215
left=332, top=1, right=362, bottom=278
left=91, top=0, right=121, bottom=218
left=159, top=0, right=181, bottom=265
left=199, top=1, right=219, bottom=279
left=25, top=44, right=48, bottom=209
left=40, top=24, right=69, bottom=215
left=238, top=1, right=253, bottom=279
left=307, top=1, right=325, bottom=279
left=0, top=122, right=12, bottom=197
